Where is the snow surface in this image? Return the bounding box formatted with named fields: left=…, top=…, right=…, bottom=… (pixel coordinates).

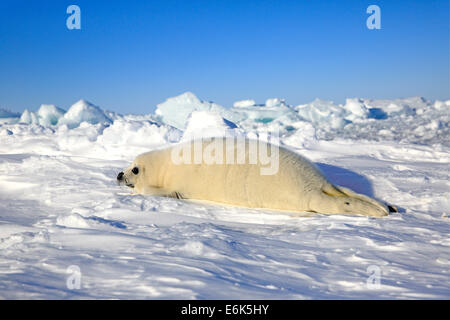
left=0, top=92, right=449, bottom=299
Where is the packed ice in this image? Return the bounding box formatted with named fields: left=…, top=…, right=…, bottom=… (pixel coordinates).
left=2, top=92, right=448, bottom=147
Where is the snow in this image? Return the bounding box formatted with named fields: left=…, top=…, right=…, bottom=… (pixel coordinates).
left=0, top=92, right=449, bottom=299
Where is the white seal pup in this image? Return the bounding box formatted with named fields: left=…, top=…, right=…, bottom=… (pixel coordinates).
left=117, top=138, right=395, bottom=217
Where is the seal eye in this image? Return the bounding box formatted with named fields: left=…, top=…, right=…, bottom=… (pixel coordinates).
left=132, top=167, right=139, bottom=175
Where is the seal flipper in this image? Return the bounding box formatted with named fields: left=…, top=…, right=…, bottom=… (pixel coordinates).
left=387, top=205, right=398, bottom=213
left=321, top=184, right=347, bottom=197
left=333, top=185, right=390, bottom=215
left=334, top=185, right=398, bottom=213
left=170, top=191, right=185, bottom=199
left=141, top=186, right=185, bottom=199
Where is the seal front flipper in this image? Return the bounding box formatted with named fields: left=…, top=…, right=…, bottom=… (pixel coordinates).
left=169, top=191, right=185, bottom=199
left=141, top=186, right=184, bottom=199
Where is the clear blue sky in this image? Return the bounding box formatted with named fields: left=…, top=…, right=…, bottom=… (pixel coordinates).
left=0, top=0, right=448, bottom=114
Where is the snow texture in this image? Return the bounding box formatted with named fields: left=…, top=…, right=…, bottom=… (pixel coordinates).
left=0, top=92, right=449, bottom=299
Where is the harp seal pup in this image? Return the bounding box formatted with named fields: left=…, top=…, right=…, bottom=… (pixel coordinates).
left=117, top=138, right=395, bottom=217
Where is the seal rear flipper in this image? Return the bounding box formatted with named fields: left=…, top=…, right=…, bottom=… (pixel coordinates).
left=321, top=184, right=347, bottom=197
left=333, top=185, right=390, bottom=215
left=335, top=185, right=398, bottom=213
left=387, top=205, right=398, bottom=213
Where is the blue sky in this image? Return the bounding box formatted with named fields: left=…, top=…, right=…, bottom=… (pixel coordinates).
left=0, top=0, right=448, bottom=114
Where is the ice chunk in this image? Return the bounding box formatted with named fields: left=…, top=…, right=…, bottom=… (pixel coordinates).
left=363, top=96, right=428, bottom=116
left=282, top=121, right=317, bottom=148
left=17, top=102, right=111, bottom=128
left=98, top=119, right=181, bottom=150
left=385, top=103, right=404, bottom=114
left=433, top=100, right=450, bottom=110
left=233, top=99, right=256, bottom=108
left=296, top=98, right=380, bottom=129
left=265, top=98, right=286, bottom=108
left=231, top=98, right=296, bottom=124
left=37, top=104, right=66, bottom=126
left=321, top=96, right=449, bottom=146
left=58, top=99, right=112, bottom=129
left=20, top=109, right=39, bottom=125
left=182, top=111, right=240, bottom=140
left=296, top=99, right=349, bottom=129
left=343, top=98, right=369, bottom=121
left=155, top=92, right=236, bottom=130
left=19, top=105, right=65, bottom=126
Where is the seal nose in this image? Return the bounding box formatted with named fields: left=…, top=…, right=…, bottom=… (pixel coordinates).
left=117, top=172, right=124, bottom=181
